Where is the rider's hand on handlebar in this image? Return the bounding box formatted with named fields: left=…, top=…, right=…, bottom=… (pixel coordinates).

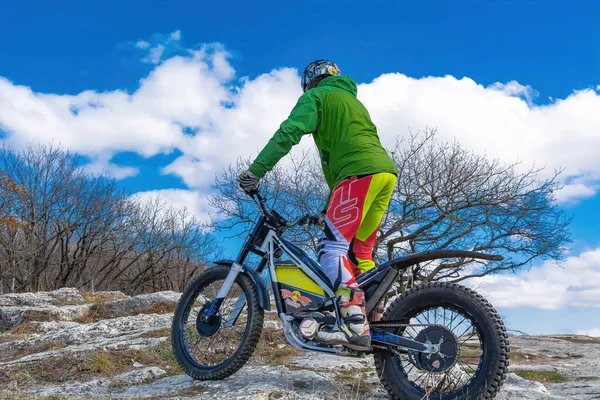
left=315, top=211, right=326, bottom=227
left=298, top=212, right=326, bottom=227
left=238, top=170, right=260, bottom=194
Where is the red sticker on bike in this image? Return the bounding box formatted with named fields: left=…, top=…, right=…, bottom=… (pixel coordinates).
left=281, top=289, right=312, bottom=308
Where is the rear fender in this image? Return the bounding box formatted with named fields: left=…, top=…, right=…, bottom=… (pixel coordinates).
left=214, top=259, right=271, bottom=311
left=358, top=250, right=502, bottom=316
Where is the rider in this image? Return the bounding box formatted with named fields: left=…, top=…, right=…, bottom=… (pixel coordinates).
left=238, top=60, right=397, bottom=351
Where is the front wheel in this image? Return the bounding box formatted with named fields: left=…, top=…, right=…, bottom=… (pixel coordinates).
left=374, top=282, right=509, bottom=400
left=171, top=265, right=264, bottom=380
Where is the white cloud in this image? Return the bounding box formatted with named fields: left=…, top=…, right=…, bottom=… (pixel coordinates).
left=488, top=80, right=537, bottom=104
left=83, top=159, right=139, bottom=180
left=469, top=248, right=600, bottom=310
left=554, top=183, right=596, bottom=204
left=144, top=44, right=165, bottom=64
left=0, top=32, right=599, bottom=201
left=135, top=40, right=150, bottom=49
left=132, top=188, right=211, bottom=223
left=359, top=75, right=600, bottom=203
left=576, top=328, right=600, bottom=337
left=138, top=30, right=182, bottom=65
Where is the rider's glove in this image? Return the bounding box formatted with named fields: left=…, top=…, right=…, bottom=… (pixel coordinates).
left=238, top=170, right=260, bottom=194
left=317, top=211, right=326, bottom=226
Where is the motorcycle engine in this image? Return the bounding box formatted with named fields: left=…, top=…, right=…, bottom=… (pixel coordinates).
left=299, top=318, right=319, bottom=339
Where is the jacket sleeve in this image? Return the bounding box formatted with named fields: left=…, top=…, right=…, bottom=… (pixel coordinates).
left=248, top=91, right=321, bottom=178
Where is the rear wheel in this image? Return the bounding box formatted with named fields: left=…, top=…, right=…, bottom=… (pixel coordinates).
left=374, top=282, right=509, bottom=399
left=171, top=266, right=264, bottom=380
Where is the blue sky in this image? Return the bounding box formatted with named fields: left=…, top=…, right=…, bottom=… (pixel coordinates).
left=1, top=1, right=599, bottom=335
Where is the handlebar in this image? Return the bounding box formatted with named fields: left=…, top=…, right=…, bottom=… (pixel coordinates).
left=249, top=191, right=321, bottom=228
left=247, top=190, right=503, bottom=263
left=251, top=191, right=269, bottom=214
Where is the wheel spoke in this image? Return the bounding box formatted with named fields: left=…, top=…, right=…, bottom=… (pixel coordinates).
left=179, top=278, right=252, bottom=368
left=458, top=331, right=477, bottom=347
left=447, top=310, right=459, bottom=329
left=456, top=322, right=474, bottom=339
left=391, top=306, right=485, bottom=397
left=450, top=316, right=467, bottom=333
left=422, top=310, right=432, bottom=324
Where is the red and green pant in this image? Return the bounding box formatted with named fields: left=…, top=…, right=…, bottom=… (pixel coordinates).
left=317, top=172, right=396, bottom=290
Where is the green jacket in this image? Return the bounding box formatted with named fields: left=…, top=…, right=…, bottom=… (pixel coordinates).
left=248, top=76, right=397, bottom=190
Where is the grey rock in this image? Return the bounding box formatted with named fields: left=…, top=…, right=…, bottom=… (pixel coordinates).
left=93, top=290, right=128, bottom=299
left=113, top=365, right=341, bottom=399
left=4, top=289, right=600, bottom=400
left=504, top=373, right=549, bottom=393
left=496, top=374, right=564, bottom=399
left=290, top=350, right=374, bottom=371
left=509, top=334, right=600, bottom=399
left=1, top=290, right=179, bottom=331
left=34, top=320, right=82, bottom=333
left=0, top=313, right=171, bottom=365
left=0, top=287, right=84, bottom=307
left=262, top=320, right=280, bottom=329
left=1, top=337, right=167, bottom=366
left=35, top=313, right=172, bottom=345
left=0, top=303, right=91, bottom=330
left=104, top=291, right=181, bottom=317
left=549, top=379, right=600, bottom=399
left=28, top=367, right=166, bottom=397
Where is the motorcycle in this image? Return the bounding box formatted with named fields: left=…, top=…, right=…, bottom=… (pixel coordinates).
left=171, top=192, right=509, bottom=399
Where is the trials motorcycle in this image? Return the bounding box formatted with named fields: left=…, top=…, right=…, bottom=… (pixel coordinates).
left=171, top=192, right=509, bottom=399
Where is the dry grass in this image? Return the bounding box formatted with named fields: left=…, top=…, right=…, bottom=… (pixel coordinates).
left=86, top=351, right=116, bottom=374
left=73, top=303, right=113, bottom=323
left=252, top=328, right=301, bottom=366
left=510, top=347, right=584, bottom=363
left=263, top=311, right=281, bottom=321
left=80, top=291, right=127, bottom=303
left=547, top=335, right=600, bottom=345
left=0, top=333, right=30, bottom=344
left=139, top=328, right=171, bottom=339
left=0, top=339, right=181, bottom=388
left=0, top=352, right=88, bottom=385
left=1, top=396, right=71, bottom=400
left=20, top=310, right=57, bottom=323
left=3, top=396, right=165, bottom=400
left=137, top=301, right=177, bottom=315
left=575, top=376, right=600, bottom=381
left=514, top=369, right=569, bottom=384
left=21, top=340, right=68, bottom=357
left=510, top=350, right=548, bottom=363
left=153, top=386, right=206, bottom=398
left=10, top=322, right=38, bottom=336
left=0, top=339, right=69, bottom=363
left=332, top=369, right=377, bottom=397
left=49, top=299, right=85, bottom=307
left=73, top=299, right=176, bottom=324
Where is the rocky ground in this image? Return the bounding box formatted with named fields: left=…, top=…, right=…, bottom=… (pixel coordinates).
left=0, top=288, right=598, bottom=399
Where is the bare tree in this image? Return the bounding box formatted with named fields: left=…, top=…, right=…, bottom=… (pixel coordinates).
left=0, top=144, right=220, bottom=294
left=208, top=129, right=571, bottom=286
left=0, top=170, right=28, bottom=292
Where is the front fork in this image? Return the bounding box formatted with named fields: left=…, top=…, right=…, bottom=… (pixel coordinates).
left=204, top=262, right=245, bottom=322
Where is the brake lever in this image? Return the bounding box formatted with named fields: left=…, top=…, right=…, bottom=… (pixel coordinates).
left=287, top=214, right=307, bottom=228
left=290, top=214, right=323, bottom=228
left=308, top=215, right=323, bottom=225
